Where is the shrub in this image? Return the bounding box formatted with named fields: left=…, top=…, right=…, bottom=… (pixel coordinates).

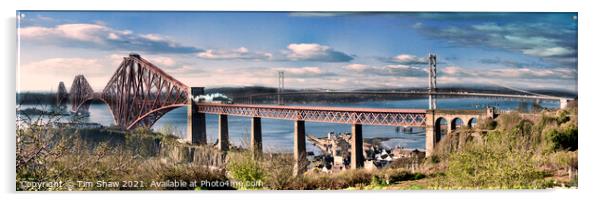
left=370, top=175, right=387, bottom=186
left=479, top=118, right=497, bottom=130
left=432, top=128, right=477, bottom=159
left=16, top=117, right=229, bottom=191
left=303, top=169, right=372, bottom=190
left=437, top=131, right=549, bottom=189
left=497, top=112, right=523, bottom=132
left=549, top=151, right=578, bottom=170
left=382, top=169, right=425, bottom=183
left=226, top=151, right=264, bottom=189
left=544, top=123, right=578, bottom=151
left=556, top=110, right=570, bottom=124
left=261, top=153, right=296, bottom=190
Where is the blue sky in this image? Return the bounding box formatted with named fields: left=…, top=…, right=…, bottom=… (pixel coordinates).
left=17, top=12, right=577, bottom=93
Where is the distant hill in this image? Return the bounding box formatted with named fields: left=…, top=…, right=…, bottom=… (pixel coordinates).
left=16, top=85, right=577, bottom=105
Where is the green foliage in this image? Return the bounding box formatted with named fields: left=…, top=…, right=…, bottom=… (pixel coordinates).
left=226, top=151, right=264, bottom=189
left=512, top=119, right=533, bottom=137
left=441, top=140, right=544, bottom=189
left=409, top=184, right=425, bottom=190
left=433, top=107, right=578, bottom=189
left=544, top=123, right=578, bottom=151
left=383, top=169, right=425, bottom=182
left=549, top=151, right=578, bottom=170
left=556, top=110, right=570, bottom=124
left=497, top=112, right=523, bottom=132
left=431, top=128, right=477, bottom=159
left=370, top=175, right=387, bottom=186
left=428, top=155, right=440, bottom=164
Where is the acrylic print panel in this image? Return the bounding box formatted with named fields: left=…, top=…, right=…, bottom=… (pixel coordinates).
left=16, top=11, right=578, bottom=191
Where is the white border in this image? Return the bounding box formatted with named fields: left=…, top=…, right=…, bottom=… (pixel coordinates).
left=2, top=0, right=600, bottom=201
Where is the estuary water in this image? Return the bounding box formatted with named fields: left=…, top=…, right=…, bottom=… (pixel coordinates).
left=19, top=98, right=559, bottom=153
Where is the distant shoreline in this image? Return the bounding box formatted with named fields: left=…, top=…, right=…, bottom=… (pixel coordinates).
left=16, top=86, right=576, bottom=105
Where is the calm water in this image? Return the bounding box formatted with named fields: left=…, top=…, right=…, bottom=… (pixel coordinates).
left=19, top=98, right=559, bottom=153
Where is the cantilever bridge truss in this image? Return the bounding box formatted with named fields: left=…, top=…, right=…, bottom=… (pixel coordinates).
left=68, top=54, right=190, bottom=130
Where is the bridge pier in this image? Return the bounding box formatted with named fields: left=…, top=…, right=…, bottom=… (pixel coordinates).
left=187, top=87, right=206, bottom=145
left=293, top=120, right=307, bottom=176
left=350, top=124, right=364, bottom=169
left=218, top=114, right=229, bottom=152
left=251, top=117, right=262, bottom=159
left=425, top=111, right=436, bottom=157
left=560, top=99, right=569, bottom=109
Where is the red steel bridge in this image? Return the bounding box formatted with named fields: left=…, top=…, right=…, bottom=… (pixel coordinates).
left=61, top=53, right=573, bottom=174
left=68, top=54, right=189, bottom=130
left=197, top=103, right=426, bottom=127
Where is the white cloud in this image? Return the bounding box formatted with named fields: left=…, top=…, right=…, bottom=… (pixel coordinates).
left=19, top=23, right=202, bottom=54
left=342, top=63, right=427, bottom=77
left=141, top=34, right=164, bottom=41
left=415, top=22, right=577, bottom=64
left=148, top=56, right=176, bottom=67
left=440, top=66, right=467, bottom=76
left=383, top=65, right=428, bottom=76
left=440, top=66, right=576, bottom=80
left=19, top=26, right=54, bottom=38
left=286, top=43, right=353, bottom=62
left=197, top=47, right=272, bottom=60
left=19, top=57, right=117, bottom=91
left=522, top=47, right=575, bottom=57
left=272, top=67, right=323, bottom=77
left=21, top=57, right=107, bottom=76
left=343, top=63, right=369, bottom=71
left=109, top=54, right=126, bottom=65
left=504, top=35, right=557, bottom=47
left=197, top=43, right=353, bottom=62
left=390, top=54, right=428, bottom=65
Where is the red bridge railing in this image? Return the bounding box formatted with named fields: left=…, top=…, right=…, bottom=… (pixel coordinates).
left=196, top=103, right=427, bottom=127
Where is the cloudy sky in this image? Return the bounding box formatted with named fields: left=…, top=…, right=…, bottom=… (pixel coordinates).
left=17, top=12, right=577, bottom=93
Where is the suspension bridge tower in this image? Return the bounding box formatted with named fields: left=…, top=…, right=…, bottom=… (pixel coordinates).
left=428, top=53, right=438, bottom=110
left=277, top=71, right=284, bottom=105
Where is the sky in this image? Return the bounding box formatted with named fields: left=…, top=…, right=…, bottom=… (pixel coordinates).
left=17, top=12, right=578, bottom=93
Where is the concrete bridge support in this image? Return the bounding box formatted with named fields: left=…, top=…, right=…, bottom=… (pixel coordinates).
left=293, top=120, right=307, bottom=176
left=218, top=114, right=229, bottom=152
left=560, top=99, right=569, bottom=109
left=350, top=124, right=364, bottom=169
left=187, top=87, right=206, bottom=145
left=251, top=117, right=262, bottom=159
left=425, top=111, right=436, bottom=157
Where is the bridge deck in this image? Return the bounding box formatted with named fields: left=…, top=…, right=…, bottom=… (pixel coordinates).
left=196, top=103, right=427, bottom=127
